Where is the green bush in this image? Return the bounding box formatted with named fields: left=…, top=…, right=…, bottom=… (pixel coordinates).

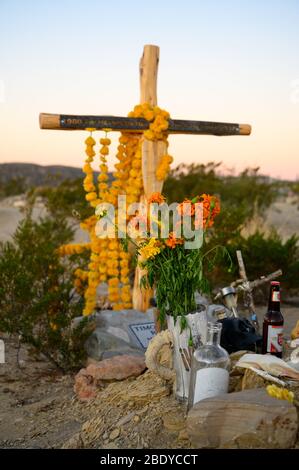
left=0, top=213, right=92, bottom=372
left=226, top=231, right=299, bottom=291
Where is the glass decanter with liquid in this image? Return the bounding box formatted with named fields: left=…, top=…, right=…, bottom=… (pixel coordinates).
left=188, top=322, right=230, bottom=409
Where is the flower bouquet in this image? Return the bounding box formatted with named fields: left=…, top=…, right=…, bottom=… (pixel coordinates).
left=96, top=190, right=229, bottom=400
left=138, top=192, right=223, bottom=324
left=135, top=191, right=229, bottom=400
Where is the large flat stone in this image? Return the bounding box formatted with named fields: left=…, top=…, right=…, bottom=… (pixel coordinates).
left=84, top=309, right=156, bottom=360
left=187, top=388, right=298, bottom=449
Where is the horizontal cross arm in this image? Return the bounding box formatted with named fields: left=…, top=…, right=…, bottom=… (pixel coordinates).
left=39, top=113, right=251, bottom=136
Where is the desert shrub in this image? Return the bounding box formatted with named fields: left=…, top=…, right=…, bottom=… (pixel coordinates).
left=0, top=213, right=92, bottom=372
left=0, top=176, right=27, bottom=199
left=226, top=231, right=299, bottom=290
left=164, top=163, right=276, bottom=244
left=27, top=177, right=94, bottom=222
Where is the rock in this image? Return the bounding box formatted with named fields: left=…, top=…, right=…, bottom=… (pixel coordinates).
left=187, top=388, right=298, bottom=449
left=83, top=309, right=156, bottom=360
left=116, top=412, right=135, bottom=427
left=74, top=370, right=97, bottom=401
left=109, top=428, right=120, bottom=440
left=74, top=355, right=146, bottom=400
left=85, top=330, right=145, bottom=361
left=86, top=354, right=146, bottom=381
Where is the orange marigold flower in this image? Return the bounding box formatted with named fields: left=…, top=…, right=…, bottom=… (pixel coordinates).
left=176, top=199, right=195, bottom=216
left=165, top=232, right=184, bottom=249
left=147, top=192, right=166, bottom=204
left=199, top=194, right=221, bottom=228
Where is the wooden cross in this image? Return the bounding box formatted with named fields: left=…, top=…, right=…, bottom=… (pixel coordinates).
left=39, top=44, right=252, bottom=312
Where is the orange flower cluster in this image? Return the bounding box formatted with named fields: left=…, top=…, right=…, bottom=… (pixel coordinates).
left=142, top=192, right=221, bottom=254
left=199, top=193, right=221, bottom=228
left=165, top=232, right=184, bottom=249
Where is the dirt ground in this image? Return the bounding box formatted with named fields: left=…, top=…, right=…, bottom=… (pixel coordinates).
left=0, top=334, right=187, bottom=449
left=0, top=304, right=298, bottom=449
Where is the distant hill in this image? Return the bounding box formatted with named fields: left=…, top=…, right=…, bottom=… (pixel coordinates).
left=0, top=163, right=95, bottom=187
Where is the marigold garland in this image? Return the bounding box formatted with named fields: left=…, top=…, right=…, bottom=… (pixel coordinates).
left=58, top=104, right=172, bottom=315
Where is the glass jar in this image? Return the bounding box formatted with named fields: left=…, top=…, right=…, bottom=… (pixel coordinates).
left=188, top=322, right=230, bottom=409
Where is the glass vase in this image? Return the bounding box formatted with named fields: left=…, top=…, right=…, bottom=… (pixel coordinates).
left=188, top=322, right=230, bottom=409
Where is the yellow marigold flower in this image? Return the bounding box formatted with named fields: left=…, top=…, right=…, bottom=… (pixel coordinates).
left=132, top=159, right=141, bottom=169
left=100, top=146, right=109, bottom=156
left=100, top=164, right=108, bottom=173
left=108, top=241, right=119, bottom=250
left=98, top=173, right=108, bottom=182
left=100, top=138, right=111, bottom=146
left=98, top=182, right=108, bottom=190
left=266, top=384, right=294, bottom=403
left=144, top=129, right=155, bottom=141
left=83, top=163, right=93, bottom=174
left=85, top=136, right=96, bottom=146
left=88, top=262, right=98, bottom=271
left=85, top=148, right=96, bottom=158
left=108, top=287, right=119, bottom=295
left=121, top=285, right=131, bottom=293
left=109, top=293, right=120, bottom=302
left=107, top=268, right=119, bottom=276
left=144, top=110, right=155, bottom=121
left=99, top=265, right=107, bottom=274
left=120, top=268, right=130, bottom=276
left=107, top=260, right=118, bottom=269
left=119, top=135, right=129, bottom=144
left=129, top=169, right=138, bottom=178
left=139, top=238, right=161, bottom=260
left=86, top=192, right=98, bottom=201
left=121, top=292, right=131, bottom=302
left=109, top=250, right=119, bottom=259
left=121, top=276, right=130, bottom=284
left=108, top=278, right=119, bottom=287
left=120, top=259, right=129, bottom=268
left=90, top=199, right=101, bottom=208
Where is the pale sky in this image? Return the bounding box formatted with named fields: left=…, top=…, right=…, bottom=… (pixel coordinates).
left=0, top=0, right=299, bottom=179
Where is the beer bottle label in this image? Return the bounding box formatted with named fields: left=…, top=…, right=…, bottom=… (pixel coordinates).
left=267, top=325, right=283, bottom=353
left=271, top=291, right=280, bottom=302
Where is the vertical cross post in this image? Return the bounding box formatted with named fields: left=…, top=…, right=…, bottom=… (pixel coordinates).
left=132, top=45, right=167, bottom=311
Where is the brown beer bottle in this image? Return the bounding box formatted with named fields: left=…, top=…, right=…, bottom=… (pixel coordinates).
left=262, top=281, right=284, bottom=357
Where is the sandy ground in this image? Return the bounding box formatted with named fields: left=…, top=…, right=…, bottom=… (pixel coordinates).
left=0, top=196, right=88, bottom=243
